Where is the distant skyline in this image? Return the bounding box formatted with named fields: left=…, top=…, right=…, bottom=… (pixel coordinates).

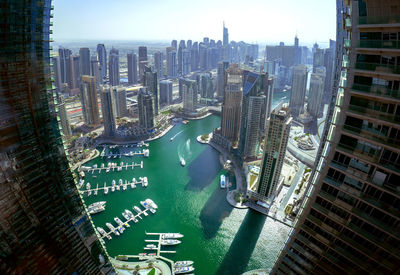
left=53, top=0, right=336, bottom=46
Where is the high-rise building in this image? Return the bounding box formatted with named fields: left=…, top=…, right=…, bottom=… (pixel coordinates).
left=313, top=47, right=325, bottom=72
left=178, top=40, right=186, bottom=75
left=154, top=51, right=163, bottom=79
left=272, top=1, right=400, bottom=274
left=182, top=49, right=190, bottom=75
left=181, top=78, right=198, bottom=113
left=223, top=22, right=229, bottom=46
left=216, top=61, right=229, bottom=100
left=221, top=64, right=243, bottom=145
left=111, top=86, right=127, bottom=118
left=249, top=105, right=292, bottom=202
left=100, top=85, right=116, bottom=137
left=167, top=49, right=177, bottom=78
left=97, top=43, right=107, bottom=80
left=238, top=71, right=273, bottom=159
left=137, top=89, right=154, bottom=130
left=58, top=94, right=72, bottom=136
left=143, top=66, right=159, bottom=116
left=159, top=80, right=173, bottom=105
left=289, top=64, right=308, bottom=118
left=190, top=42, right=199, bottom=72
left=307, top=67, right=326, bottom=119
left=90, top=55, right=100, bottom=88
left=80, top=75, right=100, bottom=126
left=79, top=47, right=91, bottom=76
left=52, top=56, right=62, bottom=91
left=171, top=39, right=177, bottom=50
left=138, top=46, right=148, bottom=81
left=109, top=48, right=120, bottom=86
left=71, top=55, right=80, bottom=89
left=127, top=52, right=138, bottom=85
left=0, top=2, right=112, bottom=273
left=199, top=73, right=214, bottom=99
left=58, top=46, right=72, bottom=84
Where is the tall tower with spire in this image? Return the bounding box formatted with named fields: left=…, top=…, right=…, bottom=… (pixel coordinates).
left=223, top=21, right=229, bottom=47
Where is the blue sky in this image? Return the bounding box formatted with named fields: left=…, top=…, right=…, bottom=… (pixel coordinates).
left=53, top=0, right=336, bottom=46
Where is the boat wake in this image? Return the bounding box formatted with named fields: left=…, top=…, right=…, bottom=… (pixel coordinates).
left=177, top=138, right=192, bottom=163
left=171, top=130, right=183, bottom=141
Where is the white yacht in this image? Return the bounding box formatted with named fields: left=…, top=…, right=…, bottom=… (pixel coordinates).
left=142, top=177, right=148, bottom=187
left=180, top=158, right=186, bottom=166
left=88, top=190, right=92, bottom=196
left=97, top=227, right=111, bottom=240
left=121, top=212, right=131, bottom=227
left=145, top=199, right=158, bottom=209
left=123, top=183, right=127, bottom=190
left=174, top=261, right=194, bottom=267
left=146, top=244, right=157, bottom=249
left=175, top=266, right=195, bottom=274
left=160, top=239, right=181, bottom=245
left=119, top=179, right=123, bottom=185
left=86, top=182, right=91, bottom=190
left=114, top=217, right=125, bottom=227
left=161, top=233, right=184, bottom=239
left=133, top=206, right=142, bottom=214
left=78, top=179, right=84, bottom=189
left=131, top=178, right=136, bottom=189
left=106, top=223, right=119, bottom=236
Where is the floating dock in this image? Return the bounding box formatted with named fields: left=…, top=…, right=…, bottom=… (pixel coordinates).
left=80, top=161, right=143, bottom=174
left=144, top=232, right=184, bottom=256
left=80, top=177, right=148, bottom=196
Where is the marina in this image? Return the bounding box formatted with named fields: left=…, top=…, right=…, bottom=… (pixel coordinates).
left=80, top=177, right=148, bottom=196
left=97, top=201, right=155, bottom=240
left=79, top=161, right=143, bottom=174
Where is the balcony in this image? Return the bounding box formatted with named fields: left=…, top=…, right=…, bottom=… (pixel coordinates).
left=336, top=142, right=381, bottom=164
left=358, top=40, right=400, bottom=50
left=352, top=83, right=400, bottom=100
left=343, top=124, right=400, bottom=149
left=355, top=62, right=400, bottom=75
left=347, top=104, right=400, bottom=124
left=359, top=15, right=400, bottom=25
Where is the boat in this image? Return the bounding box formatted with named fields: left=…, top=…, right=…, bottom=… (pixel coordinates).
left=140, top=200, right=150, bottom=209
left=97, top=227, right=111, bottom=240
left=146, top=244, right=157, bottom=249
left=142, top=177, right=148, bottom=187
left=175, top=266, right=195, bottom=274
left=174, top=261, right=194, bottom=267
left=104, top=187, right=108, bottom=194
left=160, top=239, right=181, bottom=245
left=78, top=179, right=84, bottom=189
left=93, top=175, right=97, bottom=178
left=121, top=212, right=131, bottom=227
left=86, top=182, right=91, bottom=190
left=114, top=217, right=124, bottom=227
left=170, top=137, right=174, bottom=141
left=101, top=163, right=105, bottom=168
left=131, top=178, right=136, bottom=188
left=106, top=223, right=119, bottom=236
left=143, top=149, right=150, bottom=157
left=106, top=168, right=110, bottom=173
left=148, top=253, right=156, bottom=256
left=125, top=209, right=134, bottom=219
left=88, top=204, right=105, bottom=215
left=88, top=201, right=106, bottom=208
left=119, top=179, right=123, bottom=185
left=123, top=184, right=127, bottom=190
left=133, top=206, right=142, bottom=214
left=117, top=167, right=122, bottom=171
left=93, top=164, right=98, bottom=168
left=116, top=184, right=120, bottom=191
left=145, top=199, right=158, bottom=209
left=180, top=158, right=186, bottom=166
left=88, top=190, right=92, bottom=196
left=220, top=175, right=226, bottom=189
left=161, top=233, right=184, bottom=239
left=94, top=187, right=98, bottom=195
left=139, top=253, right=146, bottom=256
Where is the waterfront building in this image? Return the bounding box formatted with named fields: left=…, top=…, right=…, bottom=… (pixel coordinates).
left=139, top=46, right=148, bottom=81
left=100, top=85, right=116, bottom=137
left=154, top=51, right=164, bottom=79
left=167, top=49, right=177, bottom=78
left=111, top=86, right=128, bottom=118
left=80, top=75, right=100, bottom=126
left=79, top=47, right=91, bottom=76
left=272, top=1, right=400, bottom=274
left=289, top=64, right=308, bottom=118
left=109, top=48, right=120, bottom=86
left=127, top=52, right=138, bottom=85
left=143, top=66, right=159, bottom=116
left=0, top=2, right=112, bottom=273
left=307, top=70, right=325, bottom=119
left=97, top=43, right=107, bottom=80
left=216, top=61, right=229, bottom=100
left=137, top=89, right=154, bottom=130
left=160, top=80, right=173, bottom=105
left=238, top=70, right=273, bottom=159
left=221, top=64, right=243, bottom=145
left=181, top=78, right=198, bottom=113
left=58, top=94, right=72, bottom=136
left=249, top=105, right=292, bottom=203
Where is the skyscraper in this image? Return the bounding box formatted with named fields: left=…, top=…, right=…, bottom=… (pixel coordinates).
left=223, top=22, right=229, bottom=46
left=111, top=86, right=128, bottom=118
left=181, top=78, right=198, bottom=113
left=199, top=73, right=214, bottom=99
left=127, top=52, right=138, bottom=85
left=159, top=80, right=173, bottom=105
left=0, top=2, right=112, bottom=273
left=137, top=89, right=154, bottom=130
left=221, top=64, right=243, bottom=145
left=79, top=47, right=91, bottom=76
left=52, top=55, right=62, bottom=91
left=190, top=42, right=199, bottom=72
left=289, top=64, right=308, bottom=118
left=143, top=66, right=159, bottom=116
left=171, top=39, right=177, bottom=50
left=109, top=48, right=120, bottom=86
left=182, top=49, right=191, bottom=75
left=178, top=40, right=186, bottom=75
left=307, top=68, right=326, bottom=119
left=58, top=94, right=72, bottom=136
left=167, top=49, right=177, bottom=78
left=100, top=85, right=116, bottom=137
left=90, top=55, right=100, bottom=88
left=272, top=1, right=400, bottom=274
left=97, top=43, right=107, bottom=81
left=154, top=51, right=163, bottom=79
left=249, top=105, right=292, bottom=202
left=80, top=75, right=100, bottom=126
left=71, top=55, right=80, bottom=89
left=58, top=46, right=72, bottom=84
left=313, top=47, right=325, bottom=72
left=138, top=46, right=148, bottom=81
left=216, top=61, right=229, bottom=100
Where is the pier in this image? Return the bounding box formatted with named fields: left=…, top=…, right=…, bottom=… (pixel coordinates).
left=79, top=161, right=143, bottom=174
left=144, top=232, right=183, bottom=257
left=80, top=177, right=148, bottom=196
left=100, top=149, right=149, bottom=159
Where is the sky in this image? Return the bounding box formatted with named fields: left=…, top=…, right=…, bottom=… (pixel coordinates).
left=53, top=0, right=336, bottom=46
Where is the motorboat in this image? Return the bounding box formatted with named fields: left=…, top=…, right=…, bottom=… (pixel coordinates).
left=131, top=178, right=136, bottom=189
left=175, top=266, right=195, bottom=274
left=86, top=182, right=91, bottom=190
left=133, top=206, right=142, bottom=214
left=97, top=227, right=111, bottom=240
left=161, top=233, right=184, bottom=239
left=78, top=179, right=84, bottom=189
left=145, top=199, right=158, bottom=209
left=220, top=175, right=226, bottom=189
left=174, top=261, right=194, bottom=268
left=160, top=239, right=181, bottom=245
left=121, top=212, right=131, bottom=227
left=106, top=223, right=119, bottom=236
left=142, top=177, right=148, bottom=187
left=180, top=158, right=186, bottom=166
left=146, top=244, right=157, bottom=249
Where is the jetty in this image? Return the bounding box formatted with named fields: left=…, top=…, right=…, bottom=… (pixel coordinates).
left=79, top=161, right=143, bottom=174
left=144, top=232, right=183, bottom=256
left=80, top=177, right=148, bottom=196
